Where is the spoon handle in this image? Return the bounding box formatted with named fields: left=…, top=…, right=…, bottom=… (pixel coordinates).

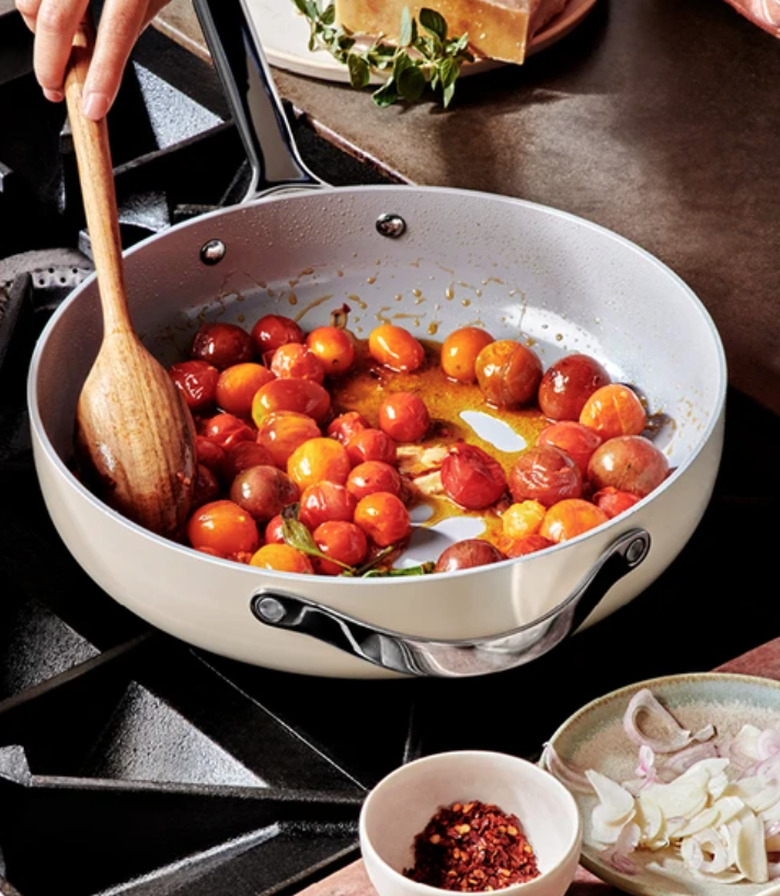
left=64, top=20, right=132, bottom=337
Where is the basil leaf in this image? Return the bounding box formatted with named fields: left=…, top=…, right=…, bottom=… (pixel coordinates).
left=419, top=7, right=447, bottom=39
left=397, top=64, right=426, bottom=102
left=348, top=54, right=371, bottom=88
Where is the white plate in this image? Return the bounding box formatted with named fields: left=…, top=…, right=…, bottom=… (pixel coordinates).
left=543, top=673, right=780, bottom=896
left=246, top=0, right=599, bottom=84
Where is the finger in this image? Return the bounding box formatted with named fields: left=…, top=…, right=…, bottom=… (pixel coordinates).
left=15, top=0, right=43, bottom=33
left=81, top=0, right=151, bottom=119
left=32, top=0, right=90, bottom=100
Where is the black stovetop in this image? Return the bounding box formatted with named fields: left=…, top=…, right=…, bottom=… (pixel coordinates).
left=1, top=12, right=779, bottom=896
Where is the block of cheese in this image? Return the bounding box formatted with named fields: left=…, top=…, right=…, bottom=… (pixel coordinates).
left=333, top=0, right=569, bottom=64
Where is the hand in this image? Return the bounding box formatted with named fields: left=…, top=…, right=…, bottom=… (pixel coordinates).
left=16, top=0, right=171, bottom=119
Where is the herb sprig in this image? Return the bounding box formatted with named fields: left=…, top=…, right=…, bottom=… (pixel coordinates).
left=291, top=1, right=474, bottom=108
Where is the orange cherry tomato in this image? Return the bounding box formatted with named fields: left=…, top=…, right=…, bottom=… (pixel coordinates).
left=504, top=534, right=556, bottom=557
left=354, top=492, right=411, bottom=548
left=378, top=392, right=430, bottom=442
left=312, top=520, right=368, bottom=575
left=592, top=486, right=642, bottom=519
left=251, top=377, right=331, bottom=425
left=475, top=339, right=543, bottom=409
left=249, top=543, right=314, bottom=574
left=256, top=411, right=321, bottom=468
left=298, top=481, right=357, bottom=529
left=168, top=359, right=219, bottom=412
left=539, top=499, right=609, bottom=543
left=306, top=326, right=356, bottom=375
left=186, top=499, right=260, bottom=557
left=287, top=437, right=352, bottom=490
left=578, top=383, right=647, bottom=441
left=215, top=362, right=275, bottom=417
left=537, top=420, right=602, bottom=477
left=440, top=327, right=494, bottom=384
left=368, top=324, right=425, bottom=373
left=270, top=343, right=325, bottom=384
left=200, top=412, right=256, bottom=451
left=326, top=411, right=369, bottom=445
left=501, top=500, right=546, bottom=540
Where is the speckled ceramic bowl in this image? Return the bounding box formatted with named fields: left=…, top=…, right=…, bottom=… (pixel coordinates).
left=359, top=750, right=582, bottom=896
left=543, top=672, right=780, bottom=896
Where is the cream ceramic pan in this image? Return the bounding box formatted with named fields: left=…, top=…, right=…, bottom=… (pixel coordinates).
left=26, top=1, right=727, bottom=679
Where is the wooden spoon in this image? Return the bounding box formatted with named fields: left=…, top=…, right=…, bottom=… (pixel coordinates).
left=65, top=21, right=195, bottom=538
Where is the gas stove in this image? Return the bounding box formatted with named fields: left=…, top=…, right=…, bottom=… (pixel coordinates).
left=1, top=10, right=778, bottom=896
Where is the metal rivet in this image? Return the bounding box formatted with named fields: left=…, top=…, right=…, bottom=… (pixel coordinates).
left=255, top=596, right=286, bottom=624
left=200, top=239, right=226, bottom=265
left=626, top=535, right=649, bottom=565
left=376, top=213, right=406, bottom=239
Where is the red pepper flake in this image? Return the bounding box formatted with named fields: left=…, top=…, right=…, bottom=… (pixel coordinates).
left=403, top=799, right=540, bottom=891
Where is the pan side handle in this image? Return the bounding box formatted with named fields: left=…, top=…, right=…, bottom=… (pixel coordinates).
left=249, top=529, right=651, bottom=677
left=192, top=0, right=326, bottom=199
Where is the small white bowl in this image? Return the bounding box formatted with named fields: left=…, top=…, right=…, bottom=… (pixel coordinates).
left=359, top=750, right=583, bottom=896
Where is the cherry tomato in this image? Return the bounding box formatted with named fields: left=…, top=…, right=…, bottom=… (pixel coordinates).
left=345, top=428, right=397, bottom=466
left=264, top=514, right=286, bottom=544
left=249, top=543, right=314, bottom=574
left=190, top=321, right=255, bottom=370
left=287, top=437, right=352, bottom=490
left=354, top=492, right=411, bottom=548
left=270, top=343, right=325, bottom=384
left=537, top=420, right=602, bottom=477
left=192, top=463, right=221, bottom=508
left=368, top=324, right=425, bottom=373
left=538, top=353, right=611, bottom=421
left=326, top=411, right=369, bottom=445
left=215, top=362, right=275, bottom=417
left=501, top=500, right=546, bottom=540
left=195, top=435, right=229, bottom=482
left=592, top=486, right=642, bottom=519
left=298, top=481, right=356, bottom=529
left=168, top=360, right=219, bottom=412
left=508, top=444, right=582, bottom=507
left=378, top=392, right=430, bottom=442
left=475, top=339, right=543, bottom=409
left=539, top=499, right=609, bottom=542
left=186, top=499, right=259, bottom=556
left=587, top=435, right=669, bottom=497
left=250, top=314, right=304, bottom=359
left=440, top=443, right=507, bottom=510
left=256, top=411, right=321, bottom=468
left=346, top=461, right=402, bottom=501
left=312, top=520, right=368, bottom=575
left=504, top=534, right=556, bottom=557
left=251, top=377, right=331, bottom=425
left=223, top=441, right=275, bottom=483
left=229, top=465, right=299, bottom=522
left=440, top=327, right=494, bottom=384
left=306, top=326, right=356, bottom=375
left=201, top=412, right=256, bottom=451
left=579, top=383, right=647, bottom=441
left=434, top=539, right=506, bottom=572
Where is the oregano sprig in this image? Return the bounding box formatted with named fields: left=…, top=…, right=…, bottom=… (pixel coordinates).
left=291, top=0, right=474, bottom=108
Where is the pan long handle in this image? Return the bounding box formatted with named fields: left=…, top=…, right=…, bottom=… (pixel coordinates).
left=250, top=529, right=651, bottom=677
left=193, top=0, right=325, bottom=199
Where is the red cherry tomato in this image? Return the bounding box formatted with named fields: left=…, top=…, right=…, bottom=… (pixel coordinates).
left=345, top=428, right=397, bottom=466
left=504, top=534, right=556, bottom=557
left=346, top=461, right=402, bottom=501
left=434, top=539, right=506, bottom=572
left=475, top=339, right=543, bottom=409
left=327, top=411, right=369, bottom=445
left=256, top=411, right=321, bottom=468
left=354, top=492, right=411, bottom=548
left=270, top=343, right=325, bottom=384
left=191, top=321, right=255, bottom=370
left=587, top=435, right=669, bottom=498
left=201, top=413, right=256, bottom=451
left=378, top=392, right=430, bottom=442
left=312, top=520, right=368, bottom=575
left=223, top=441, right=275, bottom=483
left=368, top=324, right=425, bottom=373
left=299, top=482, right=357, bottom=529
left=440, top=443, right=507, bottom=510
left=168, top=360, right=219, bottom=412
left=508, top=444, right=582, bottom=507
left=191, top=463, right=221, bottom=508
left=592, top=486, right=642, bottom=519
left=538, top=353, right=611, bottom=421
left=195, top=435, right=229, bottom=482
left=250, top=314, right=304, bottom=359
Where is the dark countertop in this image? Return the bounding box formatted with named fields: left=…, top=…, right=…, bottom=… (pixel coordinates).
left=157, top=0, right=780, bottom=416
